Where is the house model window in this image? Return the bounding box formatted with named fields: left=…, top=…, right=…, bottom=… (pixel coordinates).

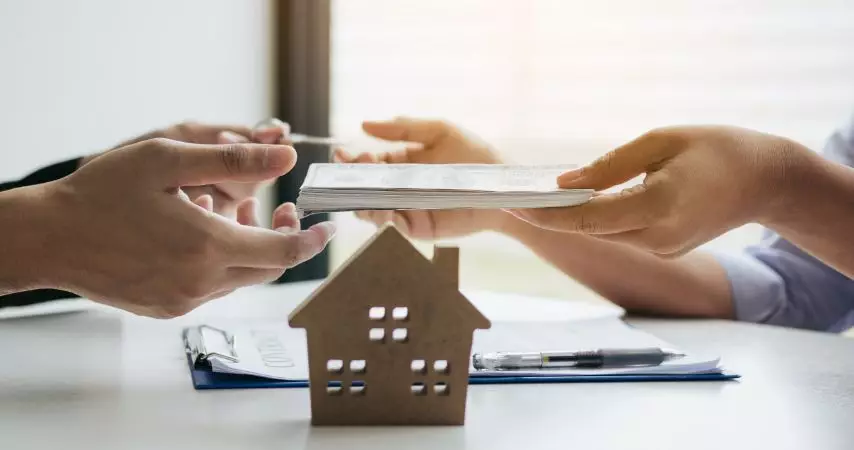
left=368, top=305, right=411, bottom=343
left=288, top=225, right=491, bottom=426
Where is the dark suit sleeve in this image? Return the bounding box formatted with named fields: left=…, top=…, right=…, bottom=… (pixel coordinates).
left=1, top=158, right=83, bottom=308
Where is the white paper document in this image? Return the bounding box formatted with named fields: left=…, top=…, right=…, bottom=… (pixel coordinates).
left=296, top=163, right=594, bottom=217
left=199, top=318, right=721, bottom=381
left=469, top=319, right=721, bottom=376
left=204, top=325, right=309, bottom=381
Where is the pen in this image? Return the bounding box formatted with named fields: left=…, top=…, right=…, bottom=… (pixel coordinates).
left=254, top=118, right=342, bottom=146
left=288, top=133, right=342, bottom=146
left=471, top=348, right=686, bottom=370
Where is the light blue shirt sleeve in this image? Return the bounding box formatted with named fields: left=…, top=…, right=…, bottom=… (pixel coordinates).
left=710, top=114, right=854, bottom=332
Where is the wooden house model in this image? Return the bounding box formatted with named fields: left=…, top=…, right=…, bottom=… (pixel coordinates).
left=288, top=224, right=491, bottom=425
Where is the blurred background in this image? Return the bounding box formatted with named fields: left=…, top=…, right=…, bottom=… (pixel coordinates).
left=2, top=0, right=853, bottom=301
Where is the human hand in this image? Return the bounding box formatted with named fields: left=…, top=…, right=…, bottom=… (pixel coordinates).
left=81, top=120, right=291, bottom=217
left=509, top=126, right=808, bottom=256
left=42, top=137, right=334, bottom=318
left=335, top=117, right=509, bottom=240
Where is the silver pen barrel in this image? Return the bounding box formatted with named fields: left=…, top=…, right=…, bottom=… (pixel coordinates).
left=253, top=119, right=342, bottom=146
left=289, top=133, right=342, bottom=146
left=472, top=352, right=545, bottom=370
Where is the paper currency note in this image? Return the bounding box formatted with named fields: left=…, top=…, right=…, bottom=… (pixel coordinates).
left=301, top=163, right=585, bottom=193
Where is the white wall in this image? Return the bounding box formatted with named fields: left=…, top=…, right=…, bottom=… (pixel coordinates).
left=0, top=0, right=274, bottom=179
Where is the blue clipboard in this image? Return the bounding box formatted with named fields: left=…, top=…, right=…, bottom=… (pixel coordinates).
left=186, top=353, right=740, bottom=390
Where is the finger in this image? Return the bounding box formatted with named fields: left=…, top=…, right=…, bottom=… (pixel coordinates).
left=371, top=210, right=395, bottom=226
left=183, top=184, right=227, bottom=200
left=223, top=267, right=286, bottom=290
left=398, top=210, right=434, bottom=237
left=272, top=202, right=301, bottom=232
left=229, top=221, right=336, bottom=269
left=253, top=118, right=290, bottom=144
left=186, top=185, right=238, bottom=217
left=355, top=152, right=378, bottom=163
left=211, top=181, right=260, bottom=204
left=236, top=197, right=261, bottom=227
left=157, top=140, right=297, bottom=187
left=194, top=194, right=214, bottom=212
left=175, top=122, right=253, bottom=143
left=355, top=209, right=393, bottom=227
left=215, top=125, right=254, bottom=136
left=380, top=148, right=414, bottom=164
left=392, top=212, right=412, bottom=235
left=333, top=147, right=352, bottom=163
left=176, top=187, right=192, bottom=203
left=353, top=210, right=373, bottom=223
left=506, top=183, right=662, bottom=235
left=253, top=127, right=287, bottom=145
left=253, top=118, right=291, bottom=135
left=557, top=130, right=681, bottom=190
left=362, top=118, right=448, bottom=146
left=368, top=144, right=424, bottom=165
left=217, top=131, right=250, bottom=144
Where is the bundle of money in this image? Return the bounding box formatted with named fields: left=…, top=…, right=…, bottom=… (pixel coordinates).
left=295, top=163, right=593, bottom=217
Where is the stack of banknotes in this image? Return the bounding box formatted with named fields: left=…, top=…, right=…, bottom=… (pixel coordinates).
left=295, top=163, right=594, bottom=217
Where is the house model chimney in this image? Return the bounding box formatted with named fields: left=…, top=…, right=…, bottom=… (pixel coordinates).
left=432, top=246, right=459, bottom=288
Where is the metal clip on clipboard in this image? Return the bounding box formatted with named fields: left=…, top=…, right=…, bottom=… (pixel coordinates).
left=183, top=325, right=239, bottom=367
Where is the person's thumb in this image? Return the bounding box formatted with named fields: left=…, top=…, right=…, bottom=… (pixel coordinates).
left=558, top=131, right=679, bottom=190
left=362, top=117, right=448, bottom=146
left=158, top=140, right=297, bottom=187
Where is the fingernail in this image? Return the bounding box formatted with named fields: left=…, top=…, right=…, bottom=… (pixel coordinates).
left=317, top=221, right=337, bottom=238
left=219, top=131, right=244, bottom=143
left=255, top=128, right=286, bottom=145
left=254, top=117, right=288, bottom=131
left=253, top=119, right=289, bottom=145
left=265, top=146, right=295, bottom=170
left=277, top=202, right=296, bottom=214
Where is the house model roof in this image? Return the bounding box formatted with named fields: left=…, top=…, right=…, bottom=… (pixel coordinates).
left=288, top=224, right=490, bottom=331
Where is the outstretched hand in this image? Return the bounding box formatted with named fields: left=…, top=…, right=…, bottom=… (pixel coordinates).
left=81, top=120, right=292, bottom=217
left=45, top=137, right=334, bottom=318
left=509, top=126, right=807, bottom=256
left=335, top=117, right=509, bottom=240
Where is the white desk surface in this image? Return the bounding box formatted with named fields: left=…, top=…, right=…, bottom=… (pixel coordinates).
left=1, top=281, right=853, bottom=450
